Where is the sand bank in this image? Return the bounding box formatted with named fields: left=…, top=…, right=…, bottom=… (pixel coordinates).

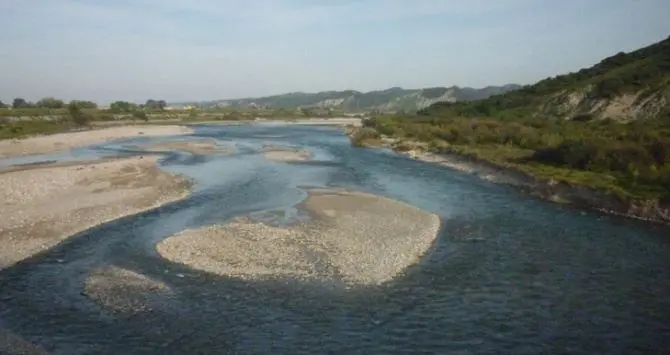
left=0, top=125, right=193, bottom=158
left=261, top=145, right=312, bottom=162
left=0, top=156, right=191, bottom=269
left=84, top=266, right=175, bottom=314
left=157, top=189, right=440, bottom=286
left=142, top=139, right=235, bottom=156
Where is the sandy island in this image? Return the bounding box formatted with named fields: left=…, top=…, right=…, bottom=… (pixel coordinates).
left=261, top=144, right=312, bottom=162
left=157, top=188, right=440, bottom=286
left=0, top=156, right=191, bottom=269
left=140, top=139, right=235, bottom=156
left=0, top=125, right=193, bottom=158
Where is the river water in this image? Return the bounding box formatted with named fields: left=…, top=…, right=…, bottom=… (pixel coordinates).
left=0, top=124, right=668, bottom=354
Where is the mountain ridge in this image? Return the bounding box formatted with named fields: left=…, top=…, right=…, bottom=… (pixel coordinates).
left=170, top=84, right=521, bottom=112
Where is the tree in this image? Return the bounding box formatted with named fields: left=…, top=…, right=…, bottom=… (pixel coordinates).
left=69, top=100, right=97, bottom=109
left=145, top=99, right=167, bottom=111
left=0, top=100, right=6, bottom=109
left=68, top=101, right=90, bottom=126
left=132, top=111, right=149, bottom=122
left=12, top=98, right=31, bottom=109
left=110, top=101, right=137, bottom=113
left=36, top=97, right=65, bottom=109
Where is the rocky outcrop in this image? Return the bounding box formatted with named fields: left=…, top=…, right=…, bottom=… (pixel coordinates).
left=537, top=87, right=668, bottom=121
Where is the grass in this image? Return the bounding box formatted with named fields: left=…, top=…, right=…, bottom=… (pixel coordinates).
left=0, top=120, right=72, bottom=140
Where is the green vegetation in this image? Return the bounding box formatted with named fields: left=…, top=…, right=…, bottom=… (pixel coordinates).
left=419, top=36, right=670, bottom=119
left=109, top=101, right=138, bottom=113
left=0, top=117, right=71, bottom=140
left=350, top=127, right=383, bottom=147
left=68, top=101, right=91, bottom=126
left=365, top=116, right=670, bottom=200
left=362, top=37, right=670, bottom=203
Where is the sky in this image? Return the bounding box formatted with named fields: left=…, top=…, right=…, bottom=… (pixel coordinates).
left=1, top=0, right=669, bottom=104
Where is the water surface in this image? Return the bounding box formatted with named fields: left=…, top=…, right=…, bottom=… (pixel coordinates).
left=0, top=124, right=668, bottom=354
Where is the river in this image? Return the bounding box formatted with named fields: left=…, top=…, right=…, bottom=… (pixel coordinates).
left=1, top=124, right=669, bottom=354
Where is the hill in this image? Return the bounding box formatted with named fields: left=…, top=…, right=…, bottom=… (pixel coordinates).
left=171, top=85, right=521, bottom=112
left=421, top=36, right=670, bottom=121
left=356, top=36, right=670, bottom=223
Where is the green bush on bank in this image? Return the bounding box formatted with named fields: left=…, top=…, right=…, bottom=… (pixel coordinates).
left=365, top=114, right=670, bottom=200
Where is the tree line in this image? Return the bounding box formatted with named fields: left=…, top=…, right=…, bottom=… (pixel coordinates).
left=0, top=98, right=167, bottom=112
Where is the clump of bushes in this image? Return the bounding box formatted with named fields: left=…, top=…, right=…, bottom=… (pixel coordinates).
left=132, top=111, right=149, bottom=122
left=350, top=127, right=381, bottom=147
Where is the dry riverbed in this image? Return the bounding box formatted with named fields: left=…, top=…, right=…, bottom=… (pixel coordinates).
left=157, top=188, right=440, bottom=286
left=0, top=156, right=191, bottom=269
left=0, top=125, right=193, bottom=158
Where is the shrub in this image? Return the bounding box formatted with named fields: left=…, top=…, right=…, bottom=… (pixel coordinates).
left=132, top=111, right=149, bottom=122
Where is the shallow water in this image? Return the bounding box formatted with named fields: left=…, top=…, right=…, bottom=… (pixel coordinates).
left=1, top=124, right=669, bottom=354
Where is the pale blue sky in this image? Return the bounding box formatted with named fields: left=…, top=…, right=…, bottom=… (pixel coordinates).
left=1, top=0, right=669, bottom=103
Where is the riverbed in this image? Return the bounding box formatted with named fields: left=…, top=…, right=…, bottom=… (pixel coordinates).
left=0, top=123, right=669, bottom=354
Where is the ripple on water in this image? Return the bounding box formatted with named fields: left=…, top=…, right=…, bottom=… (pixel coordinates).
left=1, top=124, right=669, bottom=354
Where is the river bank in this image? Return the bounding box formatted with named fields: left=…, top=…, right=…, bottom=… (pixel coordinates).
left=0, top=156, right=191, bottom=270
left=0, top=125, right=193, bottom=158
left=345, top=127, right=670, bottom=225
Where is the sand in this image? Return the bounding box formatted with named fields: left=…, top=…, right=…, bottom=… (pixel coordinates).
left=157, top=188, right=440, bottom=286
left=0, top=156, right=191, bottom=269
left=142, top=139, right=235, bottom=156
left=0, top=125, right=193, bottom=158
left=83, top=266, right=175, bottom=314
left=261, top=145, right=312, bottom=162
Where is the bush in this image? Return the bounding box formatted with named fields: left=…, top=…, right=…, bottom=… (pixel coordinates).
left=132, top=111, right=149, bottom=122
left=68, top=102, right=90, bottom=126
left=350, top=127, right=381, bottom=147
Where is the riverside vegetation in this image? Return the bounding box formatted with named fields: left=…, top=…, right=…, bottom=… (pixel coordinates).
left=352, top=36, right=670, bottom=223
left=0, top=98, right=358, bottom=140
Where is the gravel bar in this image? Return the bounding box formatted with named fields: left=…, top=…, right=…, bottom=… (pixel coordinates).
left=157, top=188, right=440, bottom=286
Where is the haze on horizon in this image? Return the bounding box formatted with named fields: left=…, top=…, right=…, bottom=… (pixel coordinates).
left=1, top=0, right=669, bottom=104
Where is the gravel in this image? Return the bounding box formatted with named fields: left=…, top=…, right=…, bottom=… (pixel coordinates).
left=0, top=125, right=193, bottom=158
left=0, top=156, right=191, bottom=269
left=261, top=145, right=312, bottom=162
left=83, top=266, right=176, bottom=314
left=157, top=188, right=441, bottom=286
left=0, top=329, right=50, bottom=355
left=141, top=139, right=236, bottom=156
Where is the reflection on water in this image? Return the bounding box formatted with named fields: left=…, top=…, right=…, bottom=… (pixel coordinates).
left=0, top=124, right=669, bottom=354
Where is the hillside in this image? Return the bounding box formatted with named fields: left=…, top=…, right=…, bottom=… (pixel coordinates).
left=355, top=36, right=670, bottom=223
left=421, top=36, right=670, bottom=121
left=172, top=85, right=521, bottom=112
